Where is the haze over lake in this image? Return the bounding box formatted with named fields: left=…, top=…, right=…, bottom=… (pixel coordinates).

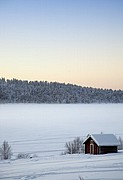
left=0, top=104, right=123, bottom=156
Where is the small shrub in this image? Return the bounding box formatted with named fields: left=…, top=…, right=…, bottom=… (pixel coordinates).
left=17, top=153, right=30, bottom=159
left=79, top=176, right=84, bottom=180
left=64, top=137, right=84, bottom=154
left=17, top=153, right=37, bottom=159
left=118, top=136, right=123, bottom=150
left=0, top=141, right=12, bottom=160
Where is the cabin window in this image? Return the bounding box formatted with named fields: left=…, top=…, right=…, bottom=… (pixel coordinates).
left=90, top=140, right=94, bottom=144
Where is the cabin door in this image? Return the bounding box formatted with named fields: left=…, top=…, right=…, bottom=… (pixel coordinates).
left=90, top=141, right=94, bottom=154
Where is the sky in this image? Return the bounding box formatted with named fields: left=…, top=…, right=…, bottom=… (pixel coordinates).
left=0, top=0, right=123, bottom=90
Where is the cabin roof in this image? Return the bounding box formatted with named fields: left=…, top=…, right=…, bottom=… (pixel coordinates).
left=83, top=134, right=119, bottom=146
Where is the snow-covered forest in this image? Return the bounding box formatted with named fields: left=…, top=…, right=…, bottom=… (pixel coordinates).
left=0, top=78, right=123, bottom=103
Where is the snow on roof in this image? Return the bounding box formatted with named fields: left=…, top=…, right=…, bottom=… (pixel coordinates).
left=83, top=134, right=119, bottom=146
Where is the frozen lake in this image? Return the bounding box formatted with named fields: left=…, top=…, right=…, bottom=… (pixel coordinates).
left=0, top=104, right=123, bottom=156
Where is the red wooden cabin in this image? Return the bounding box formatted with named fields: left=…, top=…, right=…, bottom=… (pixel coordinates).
left=83, top=134, right=119, bottom=155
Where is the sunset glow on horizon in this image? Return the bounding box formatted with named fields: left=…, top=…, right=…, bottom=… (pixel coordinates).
left=0, top=0, right=123, bottom=90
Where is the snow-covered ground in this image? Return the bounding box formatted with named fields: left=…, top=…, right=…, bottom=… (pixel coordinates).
left=0, top=151, right=123, bottom=180
left=0, top=104, right=123, bottom=179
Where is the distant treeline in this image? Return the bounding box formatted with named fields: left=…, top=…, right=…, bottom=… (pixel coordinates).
left=0, top=78, right=123, bottom=103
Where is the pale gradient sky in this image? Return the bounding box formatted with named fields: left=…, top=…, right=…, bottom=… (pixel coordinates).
left=0, top=0, right=123, bottom=89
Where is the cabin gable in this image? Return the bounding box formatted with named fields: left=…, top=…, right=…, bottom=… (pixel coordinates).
left=84, top=137, right=99, bottom=154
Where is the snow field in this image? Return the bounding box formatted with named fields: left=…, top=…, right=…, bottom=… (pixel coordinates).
left=0, top=151, right=123, bottom=180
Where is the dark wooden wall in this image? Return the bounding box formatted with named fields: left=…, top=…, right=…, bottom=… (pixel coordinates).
left=99, top=146, right=118, bottom=154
